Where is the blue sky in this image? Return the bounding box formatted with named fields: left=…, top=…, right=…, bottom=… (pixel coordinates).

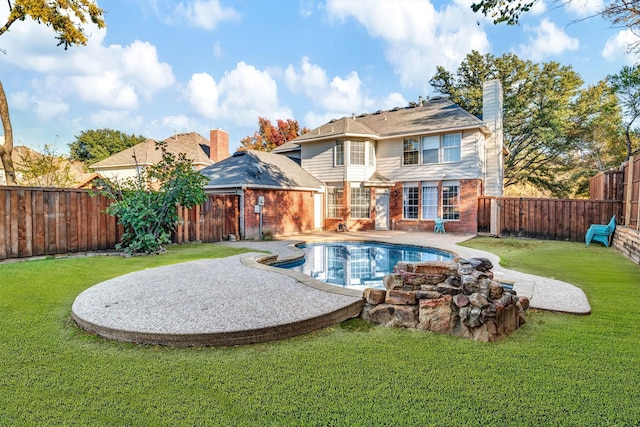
left=1, top=0, right=638, bottom=155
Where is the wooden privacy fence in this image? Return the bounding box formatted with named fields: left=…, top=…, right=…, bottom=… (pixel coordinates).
left=1, top=186, right=239, bottom=261
left=621, top=155, right=640, bottom=230
left=478, top=196, right=622, bottom=241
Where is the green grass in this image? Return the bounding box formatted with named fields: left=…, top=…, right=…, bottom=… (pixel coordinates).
left=1, top=239, right=639, bottom=426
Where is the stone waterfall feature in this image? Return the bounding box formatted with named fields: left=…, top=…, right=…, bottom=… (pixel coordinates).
left=361, top=258, right=528, bottom=342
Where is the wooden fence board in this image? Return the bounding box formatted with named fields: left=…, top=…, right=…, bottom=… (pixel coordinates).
left=478, top=196, right=622, bottom=241
left=0, top=187, right=240, bottom=261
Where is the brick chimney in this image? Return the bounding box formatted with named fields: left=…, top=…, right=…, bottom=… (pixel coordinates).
left=209, top=129, right=230, bottom=162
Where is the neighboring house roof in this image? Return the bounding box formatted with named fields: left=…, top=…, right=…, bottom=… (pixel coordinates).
left=200, top=149, right=324, bottom=191
left=90, top=132, right=213, bottom=169
left=292, top=97, right=489, bottom=144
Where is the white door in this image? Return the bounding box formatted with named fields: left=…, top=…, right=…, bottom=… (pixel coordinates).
left=314, top=193, right=323, bottom=229
left=375, top=189, right=389, bottom=230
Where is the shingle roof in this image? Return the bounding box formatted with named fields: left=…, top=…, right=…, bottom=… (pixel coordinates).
left=200, top=149, right=323, bottom=190
left=292, top=97, right=488, bottom=144
left=90, top=132, right=212, bottom=169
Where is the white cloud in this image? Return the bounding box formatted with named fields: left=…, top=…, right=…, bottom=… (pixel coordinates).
left=69, top=72, right=139, bottom=110
left=187, top=72, right=220, bottom=118
left=284, top=57, right=374, bottom=121
left=518, top=19, right=579, bottom=60
left=0, top=3, right=174, bottom=111
left=174, top=0, right=240, bottom=29
left=285, top=57, right=372, bottom=113
left=326, top=0, right=489, bottom=92
left=186, top=62, right=292, bottom=127
left=564, top=0, right=604, bottom=17
left=34, top=100, right=69, bottom=122
left=602, top=29, right=640, bottom=64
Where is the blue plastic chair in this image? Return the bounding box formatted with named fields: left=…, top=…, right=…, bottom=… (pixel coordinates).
left=434, top=217, right=445, bottom=234
left=585, top=216, right=616, bottom=247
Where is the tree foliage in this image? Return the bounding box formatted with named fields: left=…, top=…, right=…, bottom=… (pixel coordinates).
left=0, top=0, right=106, bottom=186
left=609, top=64, right=640, bottom=161
left=240, top=117, right=309, bottom=152
left=96, top=141, right=207, bottom=255
left=471, top=0, right=640, bottom=53
left=430, top=51, right=622, bottom=197
left=16, top=145, right=74, bottom=187
left=566, top=80, right=625, bottom=196
left=0, top=0, right=105, bottom=49
left=69, top=129, right=147, bottom=167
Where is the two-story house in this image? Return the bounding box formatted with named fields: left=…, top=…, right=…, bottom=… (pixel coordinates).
left=272, top=80, right=504, bottom=234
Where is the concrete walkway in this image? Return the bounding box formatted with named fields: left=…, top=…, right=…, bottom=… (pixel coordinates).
left=71, top=231, right=591, bottom=347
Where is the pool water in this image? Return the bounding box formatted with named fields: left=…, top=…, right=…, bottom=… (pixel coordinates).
left=278, top=241, right=454, bottom=291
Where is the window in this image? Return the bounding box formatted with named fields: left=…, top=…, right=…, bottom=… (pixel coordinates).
left=334, top=140, right=344, bottom=166
left=350, top=141, right=365, bottom=165
left=442, top=182, right=460, bottom=220
left=326, top=185, right=344, bottom=218
left=422, top=136, right=439, bottom=163
left=442, top=133, right=461, bottom=162
left=421, top=184, right=438, bottom=220
left=350, top=187, right=370, bottom=219
left=403, top=138, right=419, bottom=165
left=403, top=184, right=419, bottom=219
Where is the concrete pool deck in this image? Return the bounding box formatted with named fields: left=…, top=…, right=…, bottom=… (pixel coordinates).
left=71, top=231, right=591, bottom=347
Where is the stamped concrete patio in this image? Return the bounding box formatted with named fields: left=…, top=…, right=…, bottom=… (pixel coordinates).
left=71, top=231, right=591, bottom=347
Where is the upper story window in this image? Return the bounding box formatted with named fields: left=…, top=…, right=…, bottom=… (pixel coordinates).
left=422, top=136, right=439, bottom=164
left=442, top=133, right=461, bottom=162
left=334, top=140, right=344, bottom=166
left=403, top=138, right=420, bottom=165
left=350, top=141, right=365, bottom=166
left=404, top=132, right=462, bottom=165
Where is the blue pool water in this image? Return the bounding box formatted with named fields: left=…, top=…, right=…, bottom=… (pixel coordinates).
left=278, top=241, right=454, bottom=291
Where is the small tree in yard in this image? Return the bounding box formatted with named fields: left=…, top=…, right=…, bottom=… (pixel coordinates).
left=97, top=141, right=207, bottom=255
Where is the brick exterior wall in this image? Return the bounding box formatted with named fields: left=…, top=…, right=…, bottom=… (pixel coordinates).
left=325, top=180, right=479, bottom=234
left=389, top=179, right=480, bottom=234
left=243, top=188, right=316, bottom=239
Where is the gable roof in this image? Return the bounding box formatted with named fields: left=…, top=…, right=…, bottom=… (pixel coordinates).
left=200, top=149, right=323, bottom=191
left=291, top=97, right=489, bottom=145
left=90, top=132, right=212, bottom=169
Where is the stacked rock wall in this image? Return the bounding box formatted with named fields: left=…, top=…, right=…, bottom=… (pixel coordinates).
left=361, top=258, right=528, bottom=342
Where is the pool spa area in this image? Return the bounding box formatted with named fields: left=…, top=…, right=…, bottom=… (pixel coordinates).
left=279, top=241, right=454, bottom=291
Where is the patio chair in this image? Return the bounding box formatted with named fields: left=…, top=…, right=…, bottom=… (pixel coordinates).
left=434, top=217, right=446, bottom=234
left=585, top=216, right=616, bottom=247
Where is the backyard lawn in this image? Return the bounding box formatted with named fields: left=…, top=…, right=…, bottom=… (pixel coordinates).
left=0, top=239, right=639, bottom=425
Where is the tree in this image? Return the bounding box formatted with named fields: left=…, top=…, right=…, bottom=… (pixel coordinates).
left=96, top=141, right=207, bottom=255
left=69, top=129, right=147, bottom=167
left=16, top=145, right=74, bottom=187
left=609, top=64, right=640, bottom=161
left=566, top=80, right=625, bottom=196
left=430, top=51, right=585, bottom=197
left=471, top=0, right=640, bottom=52
left=0, top=0, right=105, bottom=185
left=240, top=117, right=309, bottom=152
left=0, top=81, right=16, bottom=185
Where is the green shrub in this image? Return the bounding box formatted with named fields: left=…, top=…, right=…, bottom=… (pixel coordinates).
left=96, top=141, right=207, bottom=254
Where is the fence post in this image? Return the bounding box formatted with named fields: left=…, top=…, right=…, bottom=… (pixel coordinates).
left=490, top=197, right=500, bottom=236
left=625, top=155, right=634, bottom=227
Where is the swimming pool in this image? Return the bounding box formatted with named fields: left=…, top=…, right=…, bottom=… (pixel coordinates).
left=278, top=241, right=454, bottom=291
